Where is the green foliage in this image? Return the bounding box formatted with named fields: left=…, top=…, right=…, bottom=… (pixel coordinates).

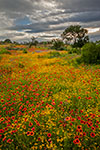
left=23, top=49, right=28, bottom=53
left=48, top=51, right=61, bottom=58
left=0, top=48, right=11, bottom=54
left=0, top=55, right=2, bottom=61
left=96, top=44, right=100, bottom=62
left=81, top=43, right=100, bottom=64
left=61, top=25, right=89, bottom=47
left=51, top=39, right=65, bottom=50
left=4, top=39, right=12, bottom=43
left=67, top=45, right=73, bottom=51
left=38, top=51, right=68, bottom=59
left=68, top=47, right=81, bottom=55
left=38, top=51, right=61, bottom=58
left=18, top=63, right=24, bottom=68
left=73, top=36, right=89, bottom=48
left=76, top=57, right=83, bottom=64
left=6, top=46, right=25, bottom=51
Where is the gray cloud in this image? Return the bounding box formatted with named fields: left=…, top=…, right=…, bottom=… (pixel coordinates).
left=0, top=0, right=100, bottom=41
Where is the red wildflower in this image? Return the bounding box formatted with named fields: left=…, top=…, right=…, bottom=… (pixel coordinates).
left=77, top=116, right=81, bottom=120
left=74, top=135, right=79, bottom=139
left=83, top=132, right=86, bottom=136
left=90, top=132, right=95, bottom=137
left=79, top=129, right=83, bottom=133
left=73, top=138, right=80, bottom=144
left=2, top=137, right=6, bottom=141
left=7, top=138, right=13, bottom=143
left=95, top=125, right=99, bottom=128
left=77, top=125, right=82, bottom=130
left=91, top=126, right=95, bottom=131
left=78, top=96, right=81, bottom=99
left=48, top=138, right=52, bottom=143
left=96, top=120, right=99, bottom=124
left=47, top=133, right=51, bottom=137
left=29, top=131, right=34, bottom=136
left=0, top=129, right=4, bottom=133
left=70, top=123, right=73, bottom=126
left=11, top=116, right=15, bottom=120
left=80, top=120, right=85, bottom=124
left=60, top=101, right=63, bottom=104
left=65, top=117, right=70, bottom=121
left=29, top=122, right=33, bottom=127
left=71, top=118, right=75, bottom=122
left=31, top=127, right=35, bottom=131
left=79, top=133, right=83, bottom=137
left=87, top=122, right=93, bottom=127
left=27, top=131, right=30, bottom=136
left=38, top=137, right=41, bottom=141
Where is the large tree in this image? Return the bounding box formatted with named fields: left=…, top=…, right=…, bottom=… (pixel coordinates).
left=4, top=39, right=12, bottom=44
left=61, top=25, right=89, bottom=47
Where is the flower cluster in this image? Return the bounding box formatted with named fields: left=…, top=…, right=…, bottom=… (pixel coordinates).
left=0, top=47, right=100, bottom=149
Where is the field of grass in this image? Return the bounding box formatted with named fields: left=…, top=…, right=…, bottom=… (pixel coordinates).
left=0, top=47, right=100, bottom=150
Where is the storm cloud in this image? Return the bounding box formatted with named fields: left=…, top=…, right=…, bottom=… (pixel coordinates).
left=0, top=0, right=100, bottom=42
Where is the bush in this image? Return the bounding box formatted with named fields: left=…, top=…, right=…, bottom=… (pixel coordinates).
left=68, top=47, right=81, bottom=55
left=72, top=48, right=81, bottom=54
left=23, top=49, right=28, bottom=53
left=6, top=47, right=25, bottom=51
left=81, top=43, right=100, bottom=64
left=76, top=57, right=83, bottom=64
left=18, top=63, right=24, bottom=68
left=96, top=44, right=100, bottom=63
left=48, top=51, right=61, bottom=58
left=0, top=48, right=11, bottom=55
left=0, top=56, right=2, bottom=61
left=51, top=39, right=65, bottom=50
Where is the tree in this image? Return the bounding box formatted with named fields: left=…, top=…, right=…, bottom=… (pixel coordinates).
left=51, top=39, right=65, bottom=50
left=81, top=42, right=100, bottom=64
left=29, top=36, right=38, bottom=48
left=4, top=39, right=12, bottom=44
left=61, top=25, right=89, bottom=47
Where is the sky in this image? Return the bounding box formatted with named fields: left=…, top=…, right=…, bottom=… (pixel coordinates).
left=0, top=0, right=100, bottom=42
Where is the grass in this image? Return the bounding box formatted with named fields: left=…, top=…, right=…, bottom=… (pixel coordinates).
left=0, top=47, right=100, bottom=150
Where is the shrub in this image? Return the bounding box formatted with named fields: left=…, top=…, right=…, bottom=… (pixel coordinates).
left=0, top=48, right=11, bottom=54
left=96, top=44, right=100, bottom=63
left=51, top=39, right=65, bottom=50
left=23, top=49, right=28, bottom=53
left=81, top=43, right=100, bottom=64
left=18, top=63, right=24, bottom=68
left=68, top=47, right=81, bottom=55
left=0, top=56, right=2, bottom=61
left=76, top=57, right=83, bottom=64
left=6, top=47, right=25, bottom=51
left=48, top=51, right=61, bottom=58
left=72, top=48, right=81, bottom=54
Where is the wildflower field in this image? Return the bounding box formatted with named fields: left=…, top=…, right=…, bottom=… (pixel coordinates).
left=0, top=48, right=100, bottom=150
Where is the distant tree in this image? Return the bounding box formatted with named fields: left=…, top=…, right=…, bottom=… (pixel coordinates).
left=31, top=36, right=36, bottom=43
left=61, top=25, right=89, bottom=47
left=95, top=40, right=100, bottom=45
left=51, top=39, right=65, bottom=50
left=81, top=42, right=100, bottom=64
left=4, top=39, right=12, bottom=44
left=29, top=36, right=38, bottom=48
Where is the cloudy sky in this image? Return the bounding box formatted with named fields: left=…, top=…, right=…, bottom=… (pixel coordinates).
left=0, top=0, right=100, bottom=42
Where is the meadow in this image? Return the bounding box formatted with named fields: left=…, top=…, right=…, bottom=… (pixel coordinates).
left=0, top=46, right=100, bottom=150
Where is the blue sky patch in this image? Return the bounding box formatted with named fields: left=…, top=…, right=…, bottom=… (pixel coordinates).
left=15, top=16, right=31, bottom=26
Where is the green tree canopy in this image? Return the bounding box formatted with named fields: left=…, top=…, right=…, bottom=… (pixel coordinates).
left=61, top=25, right=89, bottom=47
left=4, top=39, right=12, bottom=44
